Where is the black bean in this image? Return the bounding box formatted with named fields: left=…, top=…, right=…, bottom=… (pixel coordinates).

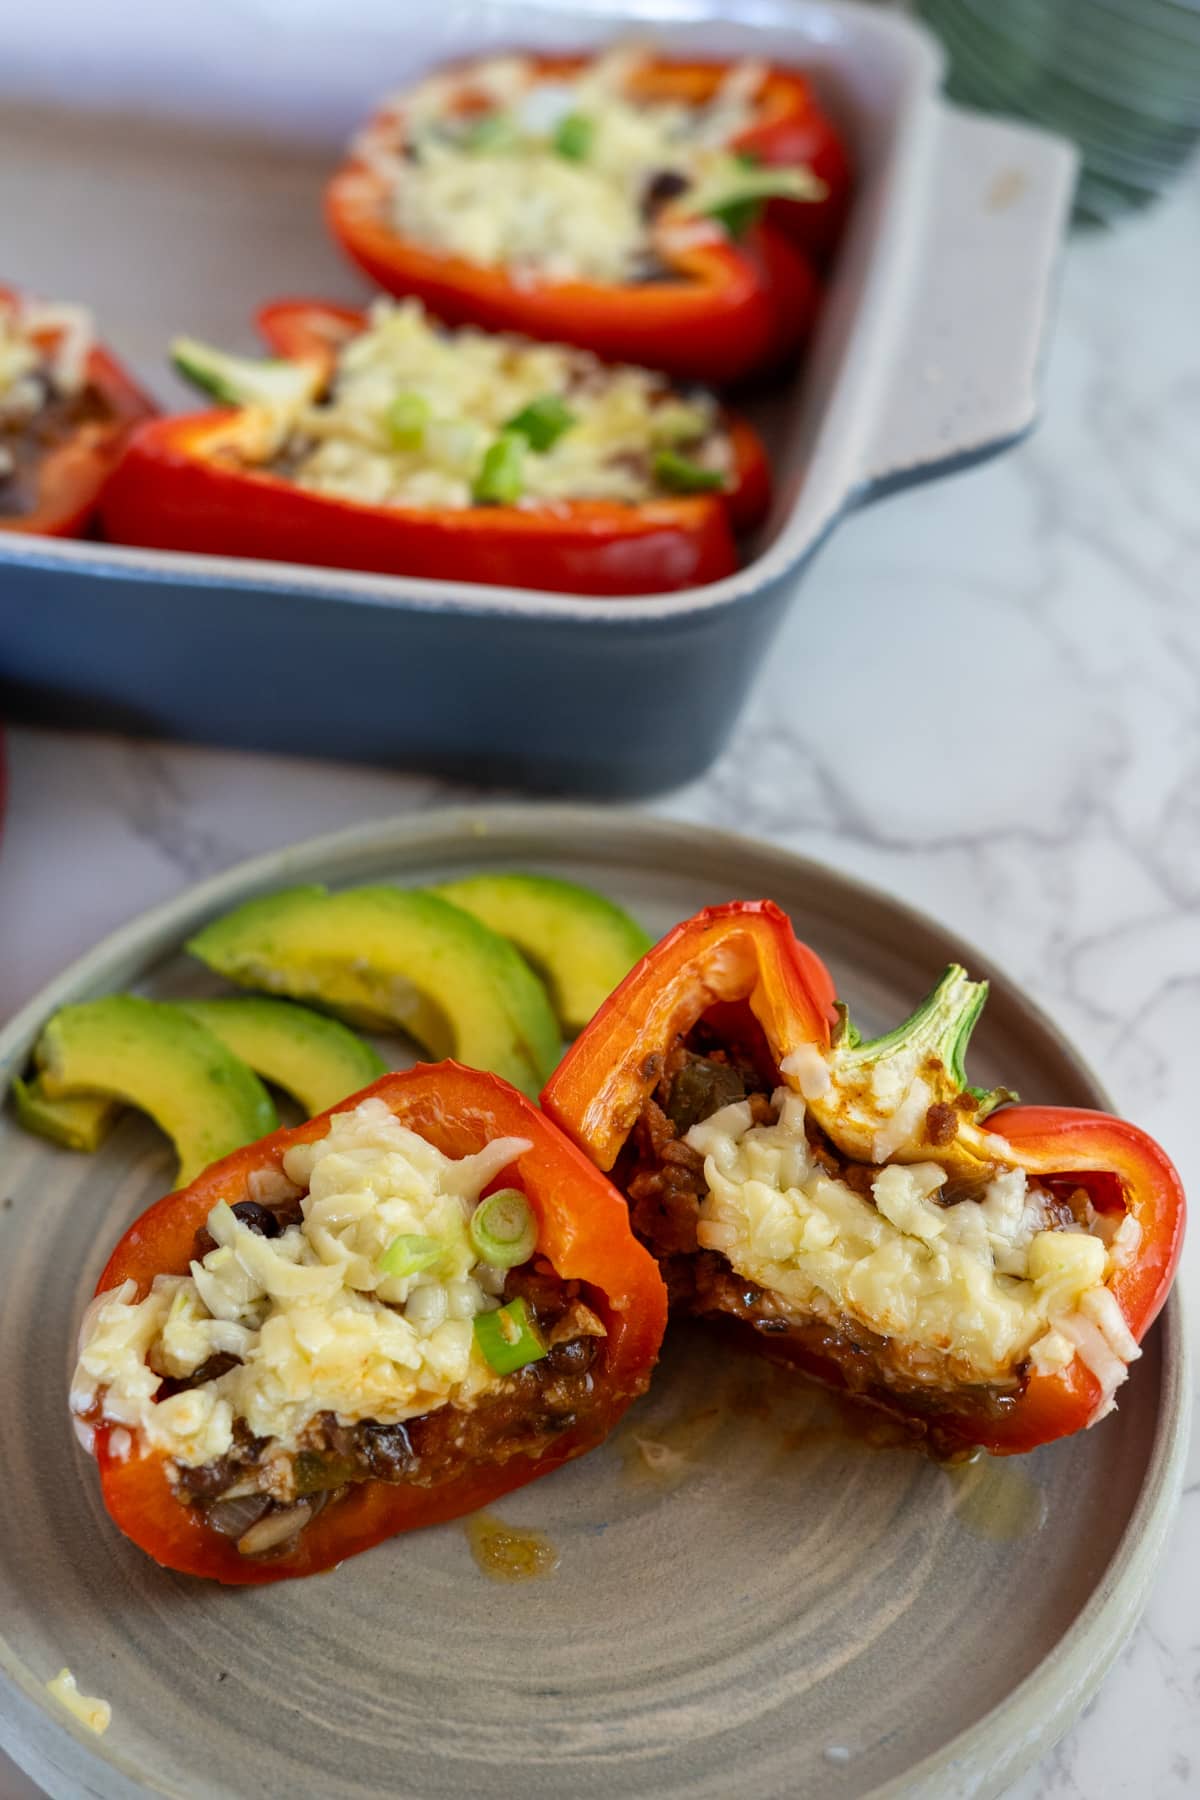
left=642, top=168, right=690, bottom=216
left=231, top=1200, right=282, bottom=1237
left=547, top=1336, right=598, bottom=1377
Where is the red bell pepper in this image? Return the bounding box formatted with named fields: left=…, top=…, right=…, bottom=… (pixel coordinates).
left=325, top=54, right=842, bottom=384
left=543, top=901, right=1185, bottom=1456
left=0, top=285, right=154, bottom=538
left=81, top=1064, right=667, bottom=1585
left=732, top=68, right=853, bottom=265
left=100, top=299, right=771, bottom=595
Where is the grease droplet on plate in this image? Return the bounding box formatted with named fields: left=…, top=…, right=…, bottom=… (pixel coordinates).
left=948, top=1456, right=1047, bottom=1543
left=466, top=1512, right=560, bottom=1582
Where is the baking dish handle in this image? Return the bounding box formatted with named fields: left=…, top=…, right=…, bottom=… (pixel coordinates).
left=859, top=103, right=1078, bottom=500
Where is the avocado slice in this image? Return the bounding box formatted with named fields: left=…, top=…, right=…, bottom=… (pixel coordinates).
left=177, top=997, right=387, bottom=1116
left=36, top=996, right=278, bottom=1186
left=11, top=1076, right=122, bottom=1153
left=430, top=872, right=652, bottom=1033
left=186, top=886, right=561, bottom=1097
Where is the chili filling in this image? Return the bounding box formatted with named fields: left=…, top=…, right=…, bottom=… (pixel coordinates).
left=0, top=376, right=119, bottom=519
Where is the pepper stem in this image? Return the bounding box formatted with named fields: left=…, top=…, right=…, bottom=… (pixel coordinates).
left=832, top=965, right=1017, bottom=1120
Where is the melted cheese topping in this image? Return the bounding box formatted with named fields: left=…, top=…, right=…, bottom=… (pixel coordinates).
left=277, top=298, right=726, bottom=510
left=71, top=1099, right=530, bottom=1468
left=358, top=49, right=769, bottom=283
left=0, top=297, right=94, bottom=416
left=689, top=1091, right=1139, bottom=1402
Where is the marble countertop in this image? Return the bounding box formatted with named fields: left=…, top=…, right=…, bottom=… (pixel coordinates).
left=2, top=165, right=1196, bottom=1799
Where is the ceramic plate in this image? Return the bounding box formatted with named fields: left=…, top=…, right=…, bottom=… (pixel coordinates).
left=0, top=808, right=1186, bottom=1800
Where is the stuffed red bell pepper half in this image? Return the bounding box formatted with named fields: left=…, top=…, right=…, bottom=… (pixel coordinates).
left=542, top=902, right=1185, bottom=1457
left=0, top=285, right=154, bottom=537
left=70, top=1066, right=667, bottom=1584
left=326, top=47, right=850, bottom=383
left=100, top=297, right=771, bottom=595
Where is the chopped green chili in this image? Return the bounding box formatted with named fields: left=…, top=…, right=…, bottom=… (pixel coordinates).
left=505, top=393, right=576, bottom=451
left=469, top=1188, right=538, bottom=1268
left=474, top=1297, right=548, bottom=1375
left=473, top=430, right=527, bottom=504
left=653, top=449, right=726, bottom=494
left=378, top=1233, right=442, bottom=1278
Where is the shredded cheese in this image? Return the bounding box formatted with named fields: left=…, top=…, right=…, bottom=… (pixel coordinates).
left=267, top=297, right=727, bottom=510
left=71, top=1098, right=532, bottom=1467
left=688, top=1090, right=1138, bottom=1399
left=0, top=295, right=95, bottom=414
left=360, top=48, right=774, bottom=284
left=47, top=1669, right=111, bottom=1736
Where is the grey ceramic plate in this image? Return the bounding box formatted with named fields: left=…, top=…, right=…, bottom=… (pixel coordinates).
left=0, top=808, right=1187, bottom=1800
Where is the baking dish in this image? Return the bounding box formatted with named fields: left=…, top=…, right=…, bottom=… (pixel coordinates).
left=0, top=0, right=1076, bottom=794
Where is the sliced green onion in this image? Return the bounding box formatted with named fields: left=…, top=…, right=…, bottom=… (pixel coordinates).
left=460, top=111, right=519, bottom=153
left=473, top=1297, right=547, bottom=1375
left=378, top=1233, right=441, bottom=1278
left=707, top=196, right=759, bottom=239
left=469, top=1188, right=537, bottom=1268
left=473, top=430, right=526, bottom=505
left=505, top=393, right=575, bottom=452
left=649, top=399, right=710, bottom=449
left=553, top=111, right=594, bottom=162
left=653, top=450, right=726, bottom=495
left=385, top=391, right=431, bottom=448
left=691, top=162, right=828, bottom=239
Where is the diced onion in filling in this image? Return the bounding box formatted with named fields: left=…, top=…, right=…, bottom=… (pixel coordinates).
left=779, top=1042, right=831, bottom=1101
left=688, top=1089, right=1137, bottom=1393
left=267, top=298, right=728, bottom=511
left=70, top=1098, right=536, bottom=1467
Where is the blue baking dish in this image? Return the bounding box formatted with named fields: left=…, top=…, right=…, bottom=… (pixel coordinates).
left=0, top=1, right=1075, bottom=795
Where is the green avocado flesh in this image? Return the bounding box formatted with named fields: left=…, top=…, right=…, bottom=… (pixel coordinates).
left=186, top=886, right=561, bottom=1097
left=11, top=1076, right=122, bottom=1153
left=430, top=872, right=651, bottom=1034
left=177, top=997, right=386, bottom=1117
left=35, top=996, right=278, bottom=1186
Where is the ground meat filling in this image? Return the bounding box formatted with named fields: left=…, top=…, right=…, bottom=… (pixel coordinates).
left=168, top=1199, right=606, bottom=1557
left=618, top=1036, right=782, bottom=1308
left=615, top=1031, right=1054, bottom=1440
left=0, top=375, right=116, bottom=517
